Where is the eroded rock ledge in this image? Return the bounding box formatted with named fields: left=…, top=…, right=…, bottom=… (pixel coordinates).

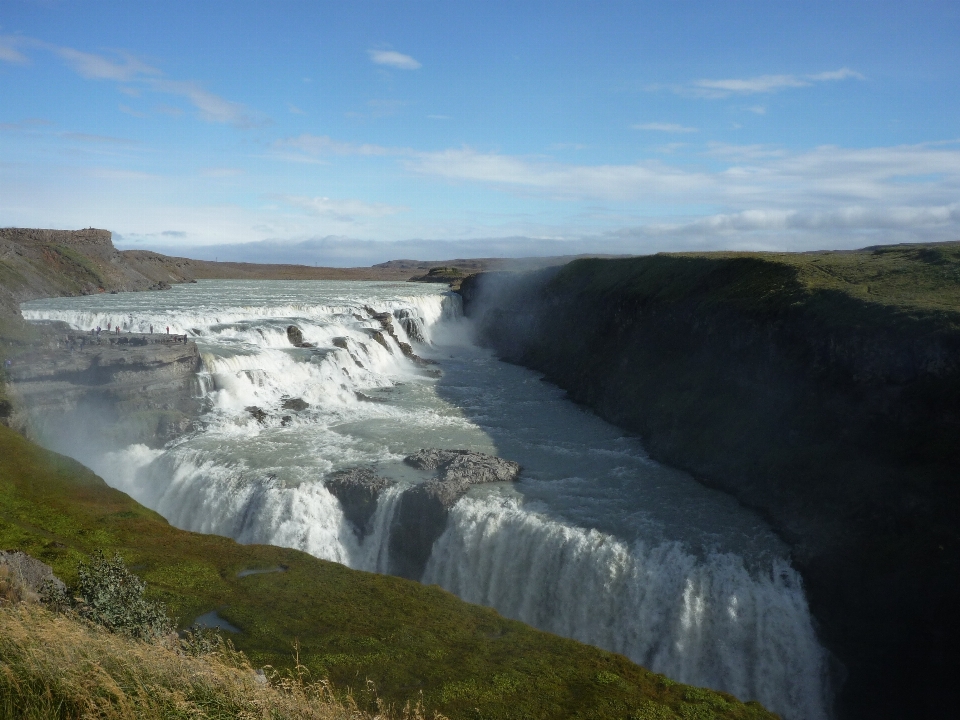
left=6, top=331, right=202, bottom=448
left=323, top=449, right=521, bottom=580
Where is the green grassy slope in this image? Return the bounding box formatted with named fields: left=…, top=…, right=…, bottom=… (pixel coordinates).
left=0, top=423, right=776, bottom=720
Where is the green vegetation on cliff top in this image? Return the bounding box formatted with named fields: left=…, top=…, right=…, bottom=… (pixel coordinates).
left=552, top=241, right=960, bottom=320
left=0, top=424, right=775, bottom=720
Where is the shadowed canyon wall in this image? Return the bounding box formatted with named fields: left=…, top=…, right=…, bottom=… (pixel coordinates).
left=460, top=248, right=960, bottom=720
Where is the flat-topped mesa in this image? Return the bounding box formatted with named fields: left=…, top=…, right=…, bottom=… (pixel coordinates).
left=0, top=227, right=196, bottom=307
left=389, top=450, right=521, bottom=580
left=0, top=227, right=113, bottom=251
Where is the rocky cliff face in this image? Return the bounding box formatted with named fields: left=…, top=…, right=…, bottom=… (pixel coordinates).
left=0, top=229, right=205, bottom=443
left=6, top=331, right=202, bottom=452
left=461, top=251, right=960, bottom=720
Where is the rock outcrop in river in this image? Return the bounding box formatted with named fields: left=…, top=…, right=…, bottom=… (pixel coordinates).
left=324, top=467, right=396, bottom=536
left=389, top=449, right=521, bottom=579
left=325, top=450, right=521, bottom=579
left=460, top=246, right=960, bottom=720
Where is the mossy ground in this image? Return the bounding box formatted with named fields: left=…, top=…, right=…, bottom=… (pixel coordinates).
left=559, top=241, right=960, bottom=319
left=0, top=423, right=776, bottom=720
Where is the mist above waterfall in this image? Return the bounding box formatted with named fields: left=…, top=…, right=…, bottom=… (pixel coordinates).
left=22, top=280, right=831, bottom=720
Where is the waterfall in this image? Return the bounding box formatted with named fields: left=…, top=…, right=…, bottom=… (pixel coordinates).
left=423, top=495, right=828, bottom=720
left=21, top=279, right=830, bottom=720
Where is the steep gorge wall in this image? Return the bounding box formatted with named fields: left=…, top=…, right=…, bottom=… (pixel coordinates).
left=461, top=253, right=960, bottom=720
left=0, top=229, right=202, bottom=445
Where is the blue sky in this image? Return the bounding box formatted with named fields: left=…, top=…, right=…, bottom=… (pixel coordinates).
left=2, top=1, right=959, bottom=264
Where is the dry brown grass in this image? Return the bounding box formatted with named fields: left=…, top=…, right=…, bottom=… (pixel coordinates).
left=0, top=603, right=435, bottom=720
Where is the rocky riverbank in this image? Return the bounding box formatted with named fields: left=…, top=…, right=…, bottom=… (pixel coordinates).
left=460, top=244, right=960, bottom=720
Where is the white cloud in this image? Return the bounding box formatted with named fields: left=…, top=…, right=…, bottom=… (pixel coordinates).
left=748, top=105, right=767, bottom=115
left=272, top=134, right=393, bottom=159
left=368, top=49, right=422, bottom=70
left=808, top=68, right=864, bottom=82
left=288, top=103, right=306, bottom=115
left=0, top=36, right=29, bottom=64
left=693, top=74, right=810, bottom=96
left=633, top=123, right=698, bottom=133
left=61, top=132, right=135, bottom=145
left=119, top=103, right=147, bottom=118
left=200, top=167, right=245, bottom=178
left=405, top=147, right=714, bottom=201
left=153, top=79, right=254, bottom=126
left=682, top=67, right=864, bottom=98
left=279, top=195, right=406, bottom=222
left=56, top=47, right=160, bottom=81
left=6, top=36, right=256, bottom=127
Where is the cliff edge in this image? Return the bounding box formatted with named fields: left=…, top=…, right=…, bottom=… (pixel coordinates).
left=461, top=242, right=960, bottom=720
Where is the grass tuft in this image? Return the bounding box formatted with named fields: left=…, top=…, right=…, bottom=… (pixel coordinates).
left=0, top=602, right=429, bottom=720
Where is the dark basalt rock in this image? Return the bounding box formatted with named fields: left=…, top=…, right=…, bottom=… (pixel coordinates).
left=245, top=406, right=268, bottom=425
left=369, top=329, right=392, bottom=353
left=393, top=308, right=427, bottom=343
left=281, top=397, right=309, bottom=411
left=286, top=326, right=314, bottom=348
left=324, top=467, right=396, bottom=536
left=6, top=333, right=202, bottom=447
left=405, top=448, right=521, bottom=487
left=363, top=307, right=436, bottom=366
left=286, top=325, right=304, bottom=347
left=389, top=449, right=521, bottom=580
left=355, top=391, right=387, bottom=403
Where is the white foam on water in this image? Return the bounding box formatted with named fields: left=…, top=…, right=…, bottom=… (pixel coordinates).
left=424, top=495, right=828, bottom=720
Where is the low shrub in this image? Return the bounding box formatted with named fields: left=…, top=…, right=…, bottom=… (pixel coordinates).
left=43, top=550, right=173, bottom=641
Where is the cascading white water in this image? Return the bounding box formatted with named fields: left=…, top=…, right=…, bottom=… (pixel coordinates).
left=22, top=280, right=830, bottom=720
left=425, top=497, right=827, bottom=720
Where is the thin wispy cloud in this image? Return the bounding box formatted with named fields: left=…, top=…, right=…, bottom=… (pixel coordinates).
left=118, top=103, right=147, bottom=118
left=280, top=195, right=406, bottom=222
left=55, top=47, right=160, bottom=81
left=3, top=36, right=256, bottom=127
left=288, top=103, right=306, bottom=115
left=684, top=67, right=864, bottom=98
left=61, top=131, right=136, bottom=145
left=200, top=167, right=245, bottom=178
left=272, top=134, right=393, bottom=158
left=368, top=49, right=422, bottom=70
left=0, top=36, right=29, bottom=64
left=633, top=123, right=698, bottom=133
left=154, top=79, right=255, bottom=126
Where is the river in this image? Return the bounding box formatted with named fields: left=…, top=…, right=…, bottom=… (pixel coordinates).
left=22, top=279, right=830, bottom=720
